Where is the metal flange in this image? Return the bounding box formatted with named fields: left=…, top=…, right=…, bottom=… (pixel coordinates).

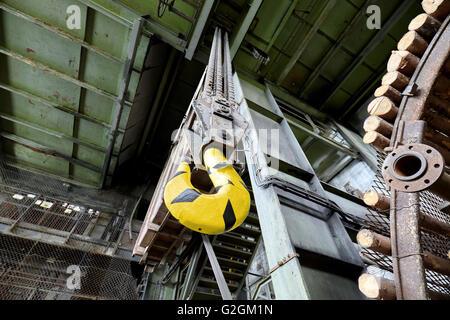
left=382, top=143, right=445, bottom=192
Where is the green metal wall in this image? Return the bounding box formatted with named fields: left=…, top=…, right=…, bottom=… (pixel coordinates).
left=0, top=0, right=152, bottom=187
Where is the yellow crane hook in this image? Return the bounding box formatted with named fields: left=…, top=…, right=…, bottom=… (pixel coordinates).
left=163, top=147, right=250, bottom=234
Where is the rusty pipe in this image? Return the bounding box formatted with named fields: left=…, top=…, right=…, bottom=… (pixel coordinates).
left=382, top=143, right=450, bottom=201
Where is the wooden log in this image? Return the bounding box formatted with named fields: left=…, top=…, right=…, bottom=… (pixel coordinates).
left=358, top=274, right=396, bottom=300
left=424, top=128, right=450, bottom=150
left=428, top=95, right=450, bottom=117
left=397, top=31, right=429, bottom=57
left=363, top=190, right=390, bottom=211
left=422, top=0, right=450, bottom=21
left=387, top=50, right=420, bottom=76
left=420, top=213, right=450, bottom=237
left=363, top=116, right=393, bottom=137
left=357, top=229, right=450, bottom=276
left=358, top=273, right=450, bottom=300
left=367, top=97, right=399, bottom=122
left=432, top=74, right=450, bottom=98
left=357, top=229, right=392, bottom=256
left=423, top=251, right=450, bottom=277
left=408, top=13, right=442, bottom=40
left=429, top=290, right=450, bottom=300
left=423, top=108, right=450, bottom=136
left=444, top=58, right=450, bottom=76
left=382, top=71, right=410, bottom=91
left=374, top=85, right=403, bottom=104
left=362, top=190, right=450, bottom=237
left=363, top=131, right=390, bottom=151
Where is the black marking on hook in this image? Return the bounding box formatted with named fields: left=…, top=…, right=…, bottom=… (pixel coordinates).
left=171, top=188, right=201, bottom=204
left=223, top=200, right=236, bottom=231
left=240, top=181, right=248, bottom=191
left=213, top=162, right=229, bottom=169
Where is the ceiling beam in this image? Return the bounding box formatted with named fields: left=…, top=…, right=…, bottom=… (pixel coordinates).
left=296, top=0, right=373, bottom=97
left=253, top=0, right=299, bottom=72
left=276, top=0, right=336, bottom=85
left=266, top=0, right=299, bottom=52
left=230, top=0, right=264, bottom=59
left=0, top=131, right=102, bottom=174
left=339, top=60, right=387, bottom=120
left=265, top=81, right=328, bottom=121
left=318, top=0, right=416, bottom=111
left=185, top=0, right=215, bottom=60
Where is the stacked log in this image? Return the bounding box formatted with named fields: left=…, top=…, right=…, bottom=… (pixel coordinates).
left=408, top=13, right=441, bottom=40
left=363, top=190, right=390, bottom=211
left=357, top=229, right=450, bottom=277
left=358, top=273, right=450, bottom=300
left=363, top=3, right=450, bottom=159
left=421, top=0, right=450, bottom=20
left=359, top=0, right=450, bottom=301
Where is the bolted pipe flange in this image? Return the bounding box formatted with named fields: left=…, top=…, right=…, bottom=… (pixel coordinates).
left=382, top=143, right=445, bottom=193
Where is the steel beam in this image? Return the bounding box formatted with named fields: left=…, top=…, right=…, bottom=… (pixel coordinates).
left=236, top=74, right=364, bottom=299
left=0, top=46, right=131, bottom=105
left=185, top=0, right=215, bottom=60
left=179, top=244, right=203, bottom=300
left=276, top=0, right=336, bottom=85
left=286, top=118, right=358, bottom=158
left=265, top=81, right=328, bottom=121
left=319, top=0, right=416, bottom=111
left=136, top=48, right=177, bottom=157
left=296, top=0, right=372, bottom=96
left=333, top=121, right=378, bottom=172
left=104, top=0, right=187, bottom=51
left=235, top=75, right=309, bottom=299
left=230, top=0, right=263, bottom=59
left=0, top=112, right=117, bottom=156
left=0, top=217, right=137, bottom=259
left=201, top=234, right=233, bottom=300
left=0, top=2, right=124, bottom=65
left=0, top=83, right=122, bottom=133
left=100, top=18, right=143, bottom=187
left=0, top=46, right=132, bottom=106
left=264, top=0, right=298, bottom=54
left=0, top=131, right=101, bottom=173
left=78, top=0, right=131, bottom=27
left=339, top=62, right=387, bottom=120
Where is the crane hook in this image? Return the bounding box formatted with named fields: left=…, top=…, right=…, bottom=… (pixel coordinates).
left=163, top=147, right=250, bottom=234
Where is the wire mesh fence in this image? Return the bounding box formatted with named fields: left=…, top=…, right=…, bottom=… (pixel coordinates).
left=361, top=151, right=450, bottom=297
left=0, top=234, right=139, bottom=300
left=0, top=160, right=140, bottom=300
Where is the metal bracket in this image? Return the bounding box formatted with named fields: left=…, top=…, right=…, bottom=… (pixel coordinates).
left=402, top=83, right=418, bottom=97
left=269, top=253, right=300, bottom=274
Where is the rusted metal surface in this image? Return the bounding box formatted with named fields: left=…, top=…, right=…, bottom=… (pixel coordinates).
left=383, top=143, right=449, bottom=200
left=390, top=19, right=450, bottom=138
left=382, top=15, right=450, bottom=299
left=362, top=11, right=450, bottom=300
left=389, top=190, right=428, bottom=299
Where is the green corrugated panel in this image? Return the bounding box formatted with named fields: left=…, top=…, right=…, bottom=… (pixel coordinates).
left=0, top=0, right=153, bottom=187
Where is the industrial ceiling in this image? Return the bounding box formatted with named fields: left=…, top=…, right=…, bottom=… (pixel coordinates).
left=0, top=0, right=423, bottom=188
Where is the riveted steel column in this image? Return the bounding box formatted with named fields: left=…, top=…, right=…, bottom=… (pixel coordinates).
left=235, top=74, right=310, bottom=299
